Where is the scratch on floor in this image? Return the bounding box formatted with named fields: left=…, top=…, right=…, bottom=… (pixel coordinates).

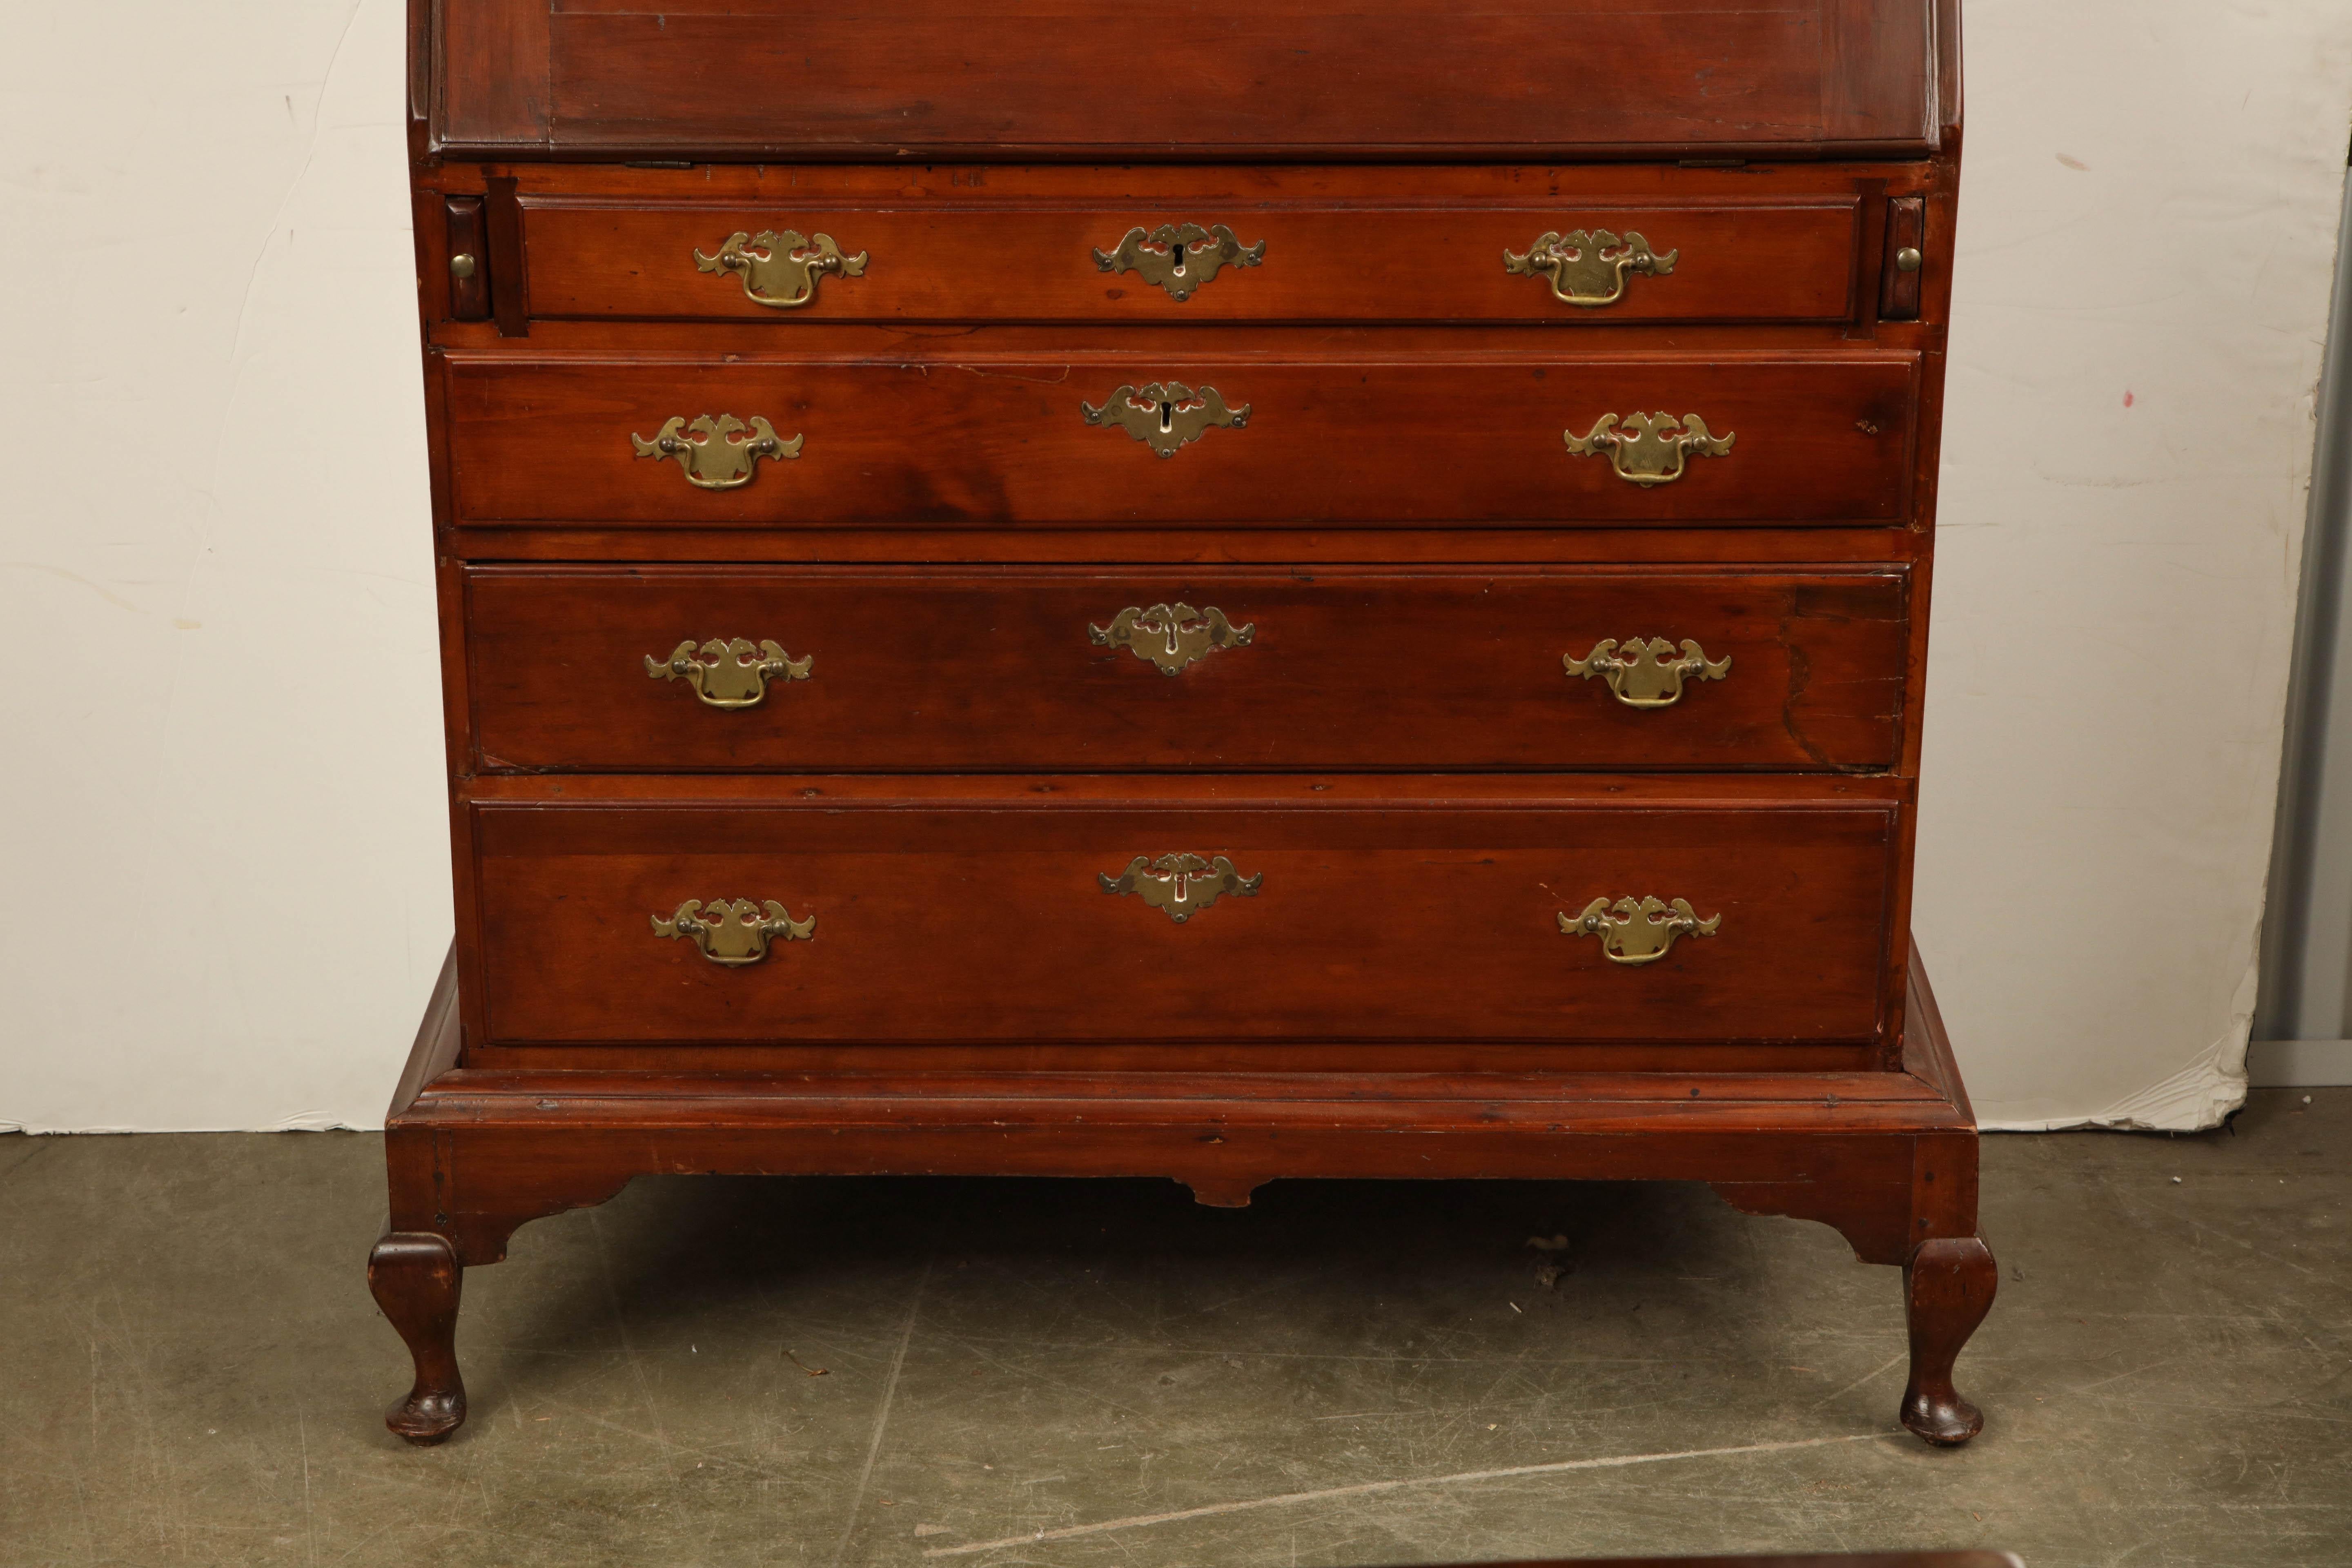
left=1810, top=1353, right=1906, bottom=1409
left=589, top=1209, right=678, bottom=1480
left=296, top=1403, right=316, bottom=1568
left=923, top=1432, right=1906, bottom=1556
left=826, top=1257, right=934, bottom=1568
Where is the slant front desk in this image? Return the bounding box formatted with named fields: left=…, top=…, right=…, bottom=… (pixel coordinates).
left=374, top=0, right=1996, bottom=1447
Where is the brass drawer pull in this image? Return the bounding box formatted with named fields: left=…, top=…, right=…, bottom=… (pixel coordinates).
left=1081, top=381, right=1249, bottom=457
left=1563, top=412, right=1733, bottom=486
left=652, top=898, right=815, bottom=965
left=1089, top=602, right=1254, bottom=675
left=695, top=229, right=867, bottom=308
left=1559, top=896, right=1720, bottom=965
left=1503, top=229, right=1676, bottom=307
left=1093, top=223, right=1266, bottom=301
left=631, top=414, right=803, bottom=490
left=1100, top=853, right=1262, bottom=924
left=646, top=637, right=813, bottom=708
left=1564, top=637, right=1729, bottom=708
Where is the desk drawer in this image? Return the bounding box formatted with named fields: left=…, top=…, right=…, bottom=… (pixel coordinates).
left=443, top=349, right=1918, bottom=528
left=520, top=197, right=1863, bottom=325
left=468, top=780, right=1899, bottom=1047
left=463, top=566, right=1907, bottom=772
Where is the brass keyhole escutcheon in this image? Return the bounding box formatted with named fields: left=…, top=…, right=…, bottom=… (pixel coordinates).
left=1565, top=637, right=1729, bottom=708
left=1559, top=896, right=1721, bottom=964
left=646, top=637, right=813, bottom=708
left=1090, top=603, right=1254, bottom=675
left=630, top=414, right=804, bottom=490
left=1563, top=411, right=1734, bottom=486
left=651, top=898, right=815, bottom=965
left=1093, top=223, right=1266, bottom=301
left=1100, top=854, right=1262, bottom=923
left=1080, top=381, right=1249, bottom=457
left=1503, top=229, right=1677, bottom=307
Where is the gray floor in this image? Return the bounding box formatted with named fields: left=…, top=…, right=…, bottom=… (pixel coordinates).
left=1, top=1091, right=2345, bottom=1568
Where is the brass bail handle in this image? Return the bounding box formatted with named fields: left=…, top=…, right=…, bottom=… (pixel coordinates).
left=695, top=229, right=868, bottom=309
left=1558, top=896, right=1721, bottom=965
left=1563, top=411, right=1733, bottom=486
left=630, top=414, right=804, bottom=490
left=651, top=898, right=816, bottom=966
left=1564, top=637, right=1729, bottom=708
left=646, top=637, right=813, bottom=708
left=1503, top=229, right=1677, bottom=307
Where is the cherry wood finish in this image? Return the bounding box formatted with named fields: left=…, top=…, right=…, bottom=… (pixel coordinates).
left=462, top=565, right=1908, bottom=773
left=382, top=0, right=1989, bottom=1449
left=467, top=779, right=1901, bottom=1047
left=433, top=0, right=1939, bottom=163
left=521, top=197, right=1866, bottom=326
left=443, top=348, right=1920, bottom=529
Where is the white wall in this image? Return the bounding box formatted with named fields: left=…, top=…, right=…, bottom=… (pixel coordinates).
left=1921, top=6, right=2352, bottom=1127
left=1, top=2, right=2348, bottom=1131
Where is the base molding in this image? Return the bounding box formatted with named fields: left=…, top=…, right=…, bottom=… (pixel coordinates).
left=372, top=940, right=1991, bottom=1446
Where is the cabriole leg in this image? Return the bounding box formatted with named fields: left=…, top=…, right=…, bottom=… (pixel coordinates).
left=1900, top=1234, right=1997, bottom=1446
left=368, top=1231, right=467, bottom=1444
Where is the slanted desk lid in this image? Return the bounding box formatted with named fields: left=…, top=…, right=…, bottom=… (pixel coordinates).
left=428, top=0, right=1951, bottom=162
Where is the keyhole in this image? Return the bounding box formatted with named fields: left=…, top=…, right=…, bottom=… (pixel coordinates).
left=1158, top=401, right=1175, bottom=432
left=1171, top=242, right=1187, bottom=273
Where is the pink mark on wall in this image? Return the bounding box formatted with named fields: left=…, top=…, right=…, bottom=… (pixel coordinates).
left=2123, top=390, right=2136, bottom=408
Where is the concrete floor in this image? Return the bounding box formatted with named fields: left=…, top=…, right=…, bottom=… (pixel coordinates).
left=1, top=1090, right=2345, bottom=1568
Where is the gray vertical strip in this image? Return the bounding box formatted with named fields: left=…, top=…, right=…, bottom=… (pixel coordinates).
left=2257, top=167, right=2352, bottom=1045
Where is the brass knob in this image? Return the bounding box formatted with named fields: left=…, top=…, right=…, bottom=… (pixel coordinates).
left=651, top=899, right=814, bottom=965
left=1559, top=896, right=1721, bottom=964
left=449, top=253, right=478, bottom=279
left=630, top=414, right=803, bottom=490
left=1562, top=412, right=1735, bottom=486
left=1895, top=247, right=1923, bottom=273
left=1564, top=637, right=1729, bottom=708
left=1503, top=229, right=1676, bottom=307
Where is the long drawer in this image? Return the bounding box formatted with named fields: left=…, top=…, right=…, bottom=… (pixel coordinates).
left=519, top=196, right=1864, bottom=325
left=442, top=349, right=1918, bottom=528
left=463, top=566, right=1908, bottom=771
left=467, top=778, right=1900, bottom=1047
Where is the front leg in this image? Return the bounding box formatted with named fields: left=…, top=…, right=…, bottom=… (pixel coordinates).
left=1901, top=1235, right=1997, bottom=1445
left=368, top=1232, right=467, bottom=1444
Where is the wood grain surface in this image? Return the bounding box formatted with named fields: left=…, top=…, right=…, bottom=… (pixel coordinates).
left=466, top=778, right=1900, bottom=1047
left=518, top=197, right=1864, bottom=325
left=443, top=347, right=1920, bottom=527
left=461, top=564, right=1909, bottom=771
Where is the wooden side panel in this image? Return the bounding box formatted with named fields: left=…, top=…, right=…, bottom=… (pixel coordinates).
left=434, top=0, right=1937, bottom=160
left=443, top=351, right=1920, bottom=528
left=435, top=0, right=552, bottom=150
left=469, top=789, right=1900, bottom=1046
left=463, top=565, right=1910, bottom=771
